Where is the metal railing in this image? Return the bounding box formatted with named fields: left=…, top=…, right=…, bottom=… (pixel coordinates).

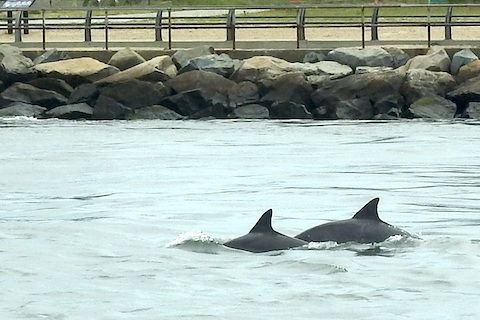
left=1, top=4, right=480, bottom=50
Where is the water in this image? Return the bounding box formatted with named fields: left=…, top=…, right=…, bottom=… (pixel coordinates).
left=1, top=118, right=479, bottom=319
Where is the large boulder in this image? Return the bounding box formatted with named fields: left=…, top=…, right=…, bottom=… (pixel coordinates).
left=464, top=102, right=480, bottom=119
left=68, top=83, right=99, bottom=105
left=92, top=95, right=131, bottom=120
left=228, top=104, right=270, bottom=119
left=401, top=69, right=457, bottom=105
left=327, top=47, right=394, bottom=69
left=450, top=49, right=478, bottom=75
left=0, top=44, right=37, bottom=84
left=126, top=105, right=184, bottom=120
left=230, top=56, right=291, bottom=82
left=334, top=98, right=374, bottom=120
left=447, top=75, right=480, bottom=111
left=382, top=47, right=410, bottom=68
left=406, top=95, right=457, bottom=119
left=259, top=72, right=313, bottom=108
left=1, top=82, right=68, bottom=109
left=456, top=60, right=480, bottom=83
left=288, top=60, right=353, bottom=78
left=303, top=51, right=326, bottom=63
left=34, top=57, right=119, bottom=86
left=27, top=77, right=73, bottom=97
left=0, top=102, right=46, bottom=117
left=160, top=89, right=210, bottom=116
left=99, top=80, right=169, bottom=110
left=108, top=47, right=146, bottom=71
left=171, top=45, right=214, bottom=69
left=178, top=53, right=235, bottom=78
left=45, top=103, right=93, bottom=120
left=399, top=47, right=451, bottom=72
left=229, top=81, right=259, bottom=106
left=96, top=55, right=177, bottom=84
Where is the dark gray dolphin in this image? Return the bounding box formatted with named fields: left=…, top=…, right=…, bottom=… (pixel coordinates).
left=224, top=209, right=307, bottom=253
left=295, top=198, right=412, bottom=244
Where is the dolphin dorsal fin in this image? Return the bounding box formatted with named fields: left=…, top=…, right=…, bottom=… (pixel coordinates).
left=249, top=209, right=274, bottom=233
left=352, top=198, right=381, bottom=221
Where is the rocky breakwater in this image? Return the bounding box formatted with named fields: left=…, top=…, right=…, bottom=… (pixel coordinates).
left=1, top=44, right=480, bottom=120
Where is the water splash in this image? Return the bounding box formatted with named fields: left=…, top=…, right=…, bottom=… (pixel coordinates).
left=167, top=231, right=223, bottom=254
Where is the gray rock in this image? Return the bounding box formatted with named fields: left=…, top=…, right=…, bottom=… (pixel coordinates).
left=400, top=47, right=451, bottom=72
left=1, top=82, right=68, bottom=109
left=33, top=49, right=70, bottom=65
left=92, top=95, right=131, bottom=120
left=407, top=95, right=457, bottom=119
left=27, top=77, right=74, bottom=97
left=335, top=98, right=374, bottom=120
left=288, top=61, right=353, bottom=78
left=465, top=102, right=480, bottom=119
left=456, top=60, right=480, bottom=83
left=108, top=47, right=146, bottom=71
left=97, top=55, right=177, bottom=84
left=188, top=104, right=231, bottom=120
left=269, top=101, right=312, bottom=119
left=356, top=66, right=393, bottom=74
left=68, top=83, right=99, bottom=105
left=303, top=51, right=326, bottom=63
left=0, top=44, right=37, bottom=84
left=373, top=94, right=404, bottom=118
left=99, top=80, right=169, bottom=110
left=45, top=103, right=93, bottom=120
left=447, top=75, right=480, bottom=110
left=328, top=47, right=394, bottom=69
left=228, top=104, right=269, bottom=119
left=260, top=72, right=313, bottom=109
left=402, top=69, right=456, bottom=105
left=382, top=47, right=410, bottom=68
left=171, top=45, right=214, bottom=69
left=178, top=53, right=235, bottom=78
left=450, top=49, right=478, bottom=75
left=126, top=105, right=184, bottom=120
left=0, top=102, right=46, bottom=117
left=160, top=89, right=210, bottom=116
left=229, top=81, right=259, bottom=106
left=230, top=56, right=291, bottom=82
left=34, top=57, right=119, bottom=87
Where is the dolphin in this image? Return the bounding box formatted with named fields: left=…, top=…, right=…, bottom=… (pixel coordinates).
left=224, top=209, right=307, bottom=253
left=295, top=198, right=412, bottom=244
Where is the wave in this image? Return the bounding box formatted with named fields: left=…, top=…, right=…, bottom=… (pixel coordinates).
left=166, top=231, right=225, bottom=254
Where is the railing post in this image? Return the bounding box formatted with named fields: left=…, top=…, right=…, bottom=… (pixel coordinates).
left=371, top=7, right=379, bottom=40
left=427, top=5, right=431, bottom=47
left=14, top=11, right=22, bottom=42
left=445, top=6, right=453, bottom=40
left=22, top=10, right=29, bottom=34
left=7, top=11, right=13, bottom=34
left=85, top=10, right=92, bottom=42
left=226, top=8, right=236, bottom=49
left=104, top=9, right=109, bottom=50
left=155, top=9, right=163, bottom=41
left=296, top=7, right=306, bottom=49
left=168, top=8, right=172, bottom=50
left=42, top=9, right=46, bottom=50
left=361, top=6, right=365, bottom=48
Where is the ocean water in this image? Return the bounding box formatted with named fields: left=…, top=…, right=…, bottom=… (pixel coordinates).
left=1, top=118, right=479, bottom=319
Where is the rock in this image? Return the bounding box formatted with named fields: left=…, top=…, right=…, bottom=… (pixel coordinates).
left=1, top=82, right=68, bottom=109
left=447, top=75, right=480, bottom=111
left=99, top=80, right=169, bottom=110
left=269, top=101, right=312, bottom=119
left=334, top=98, right=374, bottom=120
left=34, top=57, right=119, bottom=87
left=0, top=102, right=46, bottom=117
left=229, top=81, right=259, bottom=106
left=178, top=53, right=235, bottom=78
left=312, top=70, right=405, bottom=110
left=92, top=94, right=131, bottom=120
left=27, top=77, right=73, bottom=97
left=312, top=105, right=337, bottom=120
left=230, top=56, right=291, bottom=82
left=160, top=89, right=210, bottom=116
left=327, top=47, right=394, bottom=69
left=356, top=66, right=393, bottom=74
left=126, top=105, right=184, bottom=120
left=401, top=69, right=457, bottom=105
left=456, top=60, right=480, bottom=83
left=450, top=49, right=478, bottom=75
left=373, top=94, right=404, bottom=118
left=400, top=47, right=451, bottom=72
left=33, top=49, right=70, bottom=65
left=382, top=47, right=410, bottom=68
left=288, top=60, right=353, bottom=78
left=228, top=104, right=270, bottom=119
left=96, top=55, right=177, bottom=84
left=303, top=51, right=326, bottom=63
left=108, top=47, right=146, bottom=71
left=166, top=70, right=238, bottom=100
left=68, top=83, right=99, bottom=105
left=188, top=104, right=231, bottom=120
left=171, top=45, right=214, bottom=69
left=0, top=44, right=37, bottom=84
left=45, top=102, right=93, bottom=120
left=406, top=95, right=457, bottom=119
left=260, top=72, right=313, bottom=108
left=464, top=102, right=480, bottom=119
